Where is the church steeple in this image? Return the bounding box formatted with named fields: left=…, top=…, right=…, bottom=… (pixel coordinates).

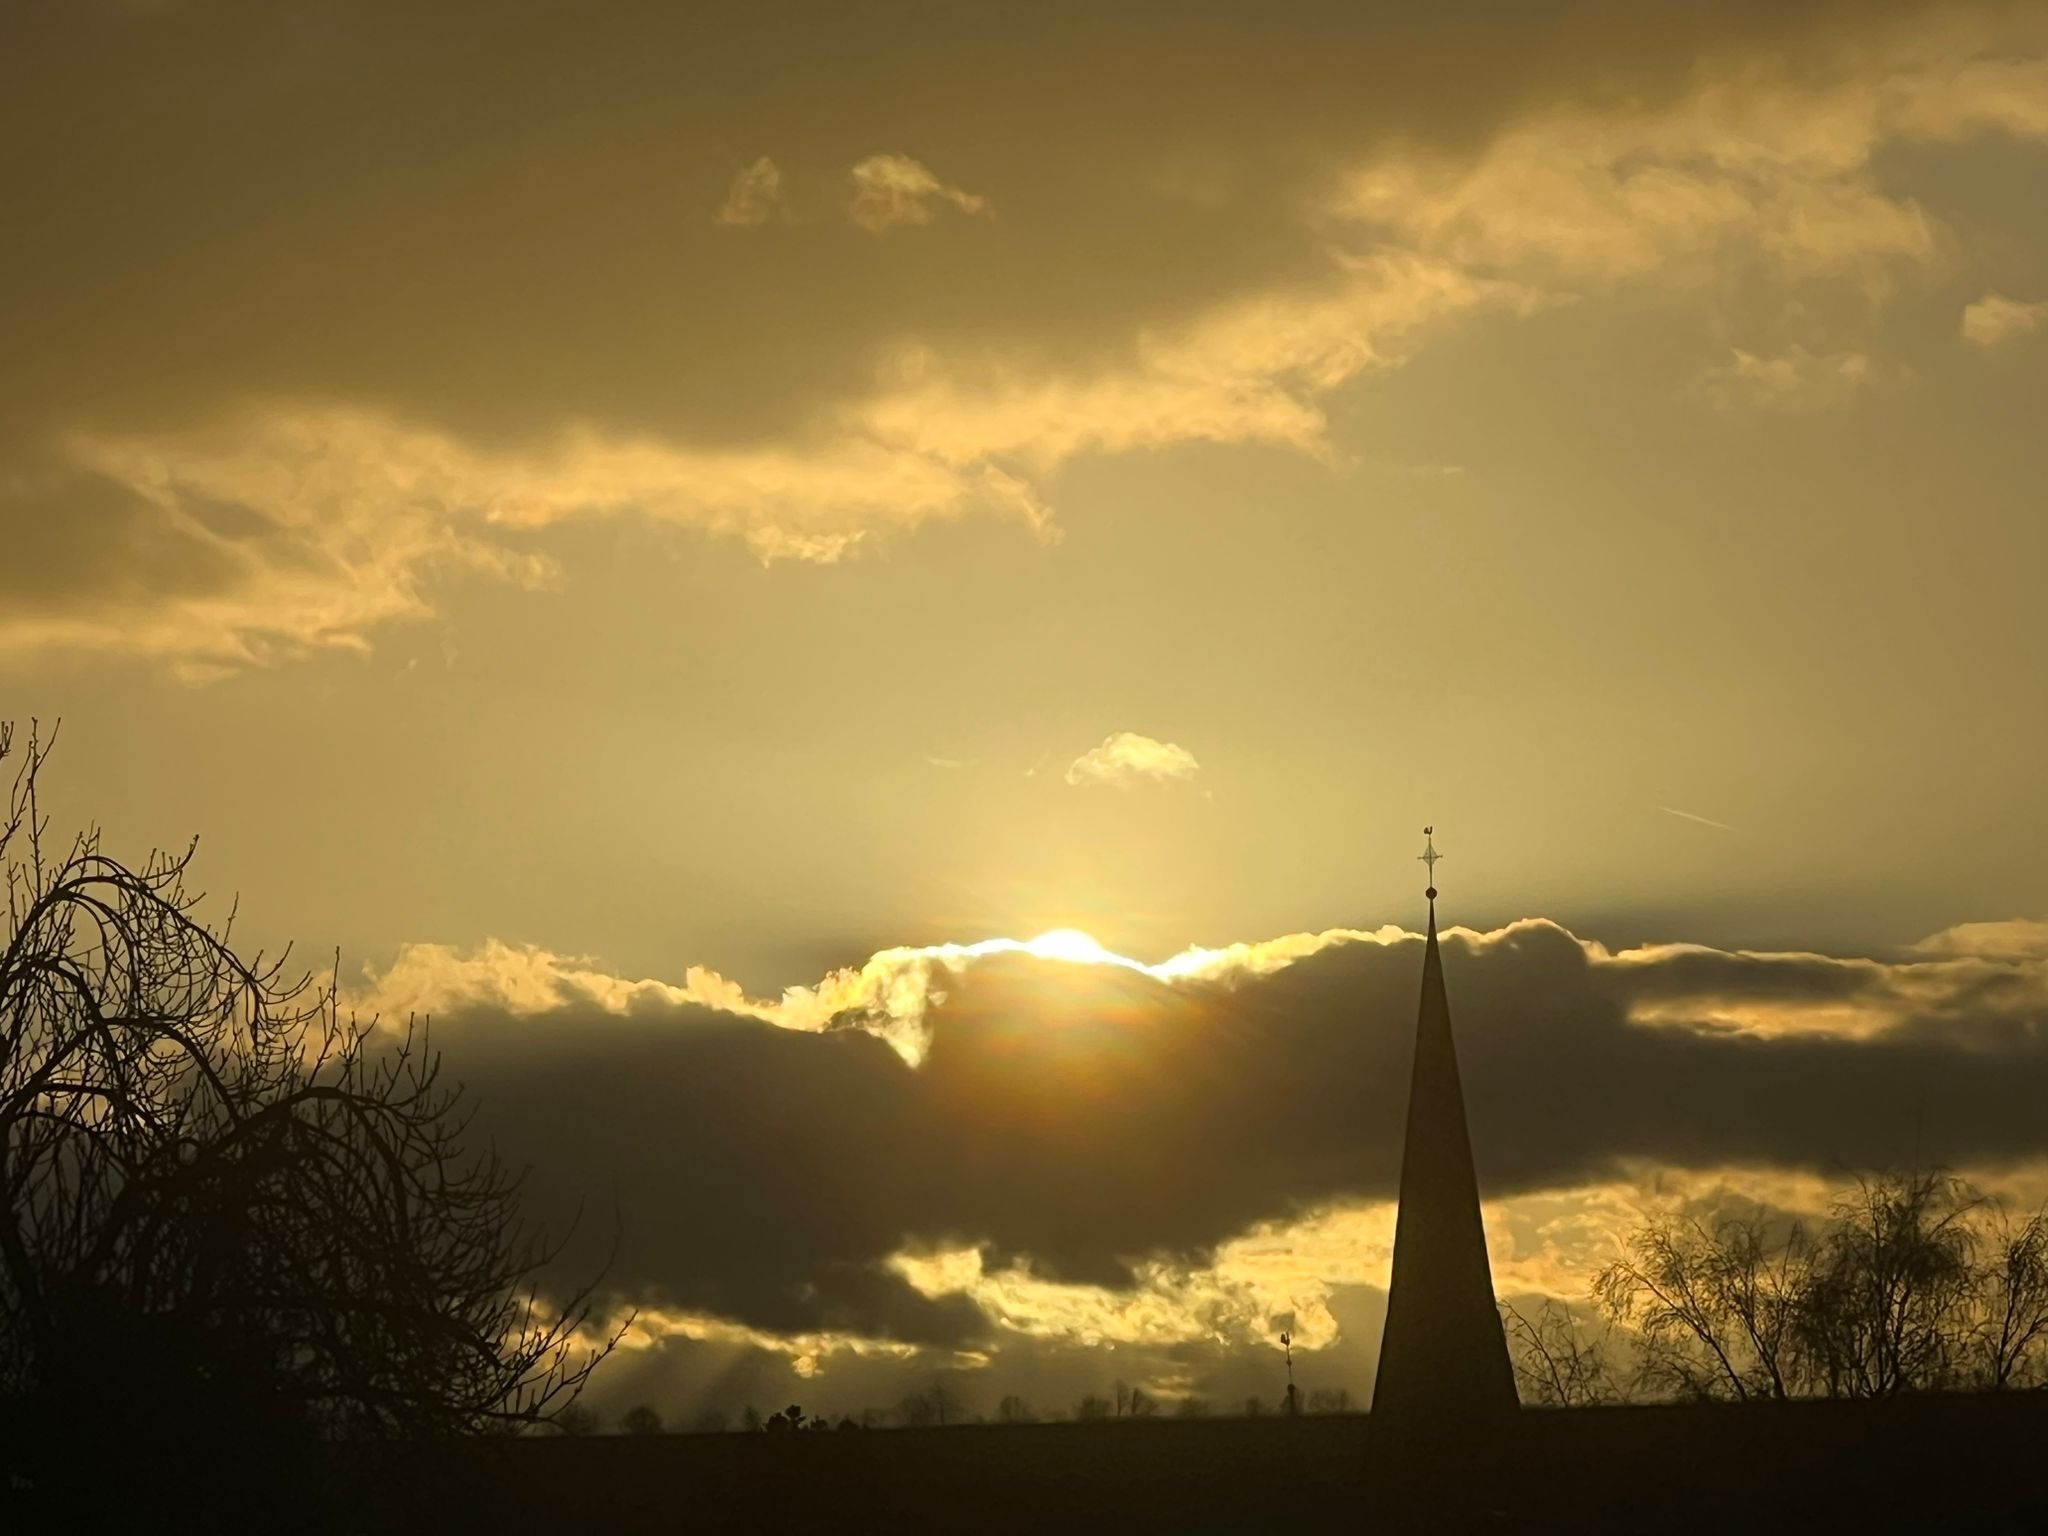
left=1372, top=829, right=1518, bottom=1418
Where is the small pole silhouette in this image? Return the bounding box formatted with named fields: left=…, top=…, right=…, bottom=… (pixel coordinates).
left=1281, top=1330, right=1297, bottom=1416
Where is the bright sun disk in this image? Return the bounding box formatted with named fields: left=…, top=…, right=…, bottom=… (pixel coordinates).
left=1023, top=928, right=1116, bottom=965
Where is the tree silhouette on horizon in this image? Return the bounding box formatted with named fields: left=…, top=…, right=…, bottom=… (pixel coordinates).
left=0, top=722, right=621, bottom=1520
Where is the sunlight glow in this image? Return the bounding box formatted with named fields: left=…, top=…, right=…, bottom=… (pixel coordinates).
left=1021, top=928, right=1121, bottom=966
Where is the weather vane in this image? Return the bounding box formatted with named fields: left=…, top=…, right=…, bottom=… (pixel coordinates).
left=1419, top=825, right=1440, bottom=899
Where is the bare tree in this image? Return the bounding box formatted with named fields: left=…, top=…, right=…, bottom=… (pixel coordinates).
left=1594, top=1167, right=2048, bottom=1402
left=621, top=1404, right=664, bottom=1434
left=896, top=1388, right=940, bottom=1427
left=1975, top=1204, right=2048, bottom=1388
left=1594, top=1205, right=1811, bottom=1401
left=996, top=1393, right=1036, bottom=1424
left=0, top=722, right=618, bottom=1488
left=1798, top=1171, right=1978, bottom=1397
left=1501, top=1300, right=1629, bottom=1406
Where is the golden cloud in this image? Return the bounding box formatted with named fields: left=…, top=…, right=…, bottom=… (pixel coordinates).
left=1693, top=346, right=1884, bottom=413
left=715, top=155, right=787, bottom=227
left=883, top=1151, right=2048, bottom=1369
left=847, top=153, right=988, bottom=233
left=35, top=8, right=2047, bottom=673
left=1962, top=292, right=2048, bottom=348
left=1330, top=19, right=2020, bottom=291
left=2, top=430, right=559, bottom=679
left=588, top=1301, right=923, bottom=1381
left=353, top=924, right=1391, bottom=1067
left=354, top=909, right=2048, bottom=1085
left=41, top=250, right=1499, bottom=671
left=1911, top=917, right=2048, bottom=961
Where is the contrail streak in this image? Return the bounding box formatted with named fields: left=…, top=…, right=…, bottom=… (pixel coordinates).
left=1657, top=804, right=1736, bottom=832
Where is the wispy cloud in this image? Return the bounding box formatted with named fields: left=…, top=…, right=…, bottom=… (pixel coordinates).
left=1695, top=347, right=1882, bottom=413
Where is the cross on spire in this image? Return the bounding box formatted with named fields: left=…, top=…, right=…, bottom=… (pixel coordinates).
left=1418, top=826, right=1441, bottom=898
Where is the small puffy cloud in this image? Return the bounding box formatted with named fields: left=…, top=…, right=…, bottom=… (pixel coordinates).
left=1961, top=293, right=2048, bottom=348
left=1695, top=346, right=1879, bottom=412
left=1063, top=731, right=1203, bottom=790
left=715, top=156, right=786, bottom=228
left=847, top=154, right=988, bottom=233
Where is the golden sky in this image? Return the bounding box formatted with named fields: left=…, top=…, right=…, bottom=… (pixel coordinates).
left=5, top=0, right=2047, bottom=1419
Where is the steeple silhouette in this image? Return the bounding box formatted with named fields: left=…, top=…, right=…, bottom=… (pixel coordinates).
left=1372, top=830, right=1518, bottom=1419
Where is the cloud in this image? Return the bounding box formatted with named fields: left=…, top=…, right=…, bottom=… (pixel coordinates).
left=388, top=912, right=2048, bottom=1371
left=25, top=246, right=1496, bottom=671
left=847, top=154, right=988, bottom=233
left=13, top=7, right=2048, bottom=675
left=1911, top=917, right=2048, bottom=962
left=1329, top=14, right=2046, bottom=295
left=1961, top=292, right=2048, bottom=348
left=715, top=156, right=786, bottom=227
left=1063, top=731, right=1203, bottom=789
left=0, top=452, right=556, bottom=680
left=851, top=248, right=1513, bottom=468
left=354, top=924, right=1301, bottom=1068
left=1695, top=346, right=1881, bottom=412
left=17, top=405, right=1053, bottom=670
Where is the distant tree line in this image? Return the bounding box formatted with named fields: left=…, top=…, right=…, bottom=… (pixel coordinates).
left=1506, top=1168, right=2048, bottom=1405
left=580, top=1377, right=1359, bottom=1434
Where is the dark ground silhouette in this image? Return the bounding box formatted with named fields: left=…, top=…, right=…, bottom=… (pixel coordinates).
left=336, top=1394, right=2048, bottom=1534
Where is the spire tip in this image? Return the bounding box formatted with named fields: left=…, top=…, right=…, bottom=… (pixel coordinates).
left=1418, top=827, right=1441, bottom=899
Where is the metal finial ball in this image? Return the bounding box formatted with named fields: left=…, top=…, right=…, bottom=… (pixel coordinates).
left=1425, top=886, right=1437, bottom=900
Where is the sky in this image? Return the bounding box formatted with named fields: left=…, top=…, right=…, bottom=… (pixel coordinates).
left=5, top=0, right=2048, bottom=1422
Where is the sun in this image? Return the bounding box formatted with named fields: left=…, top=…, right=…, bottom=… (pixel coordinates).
left=1021, top=928, right=1117, bottom=965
